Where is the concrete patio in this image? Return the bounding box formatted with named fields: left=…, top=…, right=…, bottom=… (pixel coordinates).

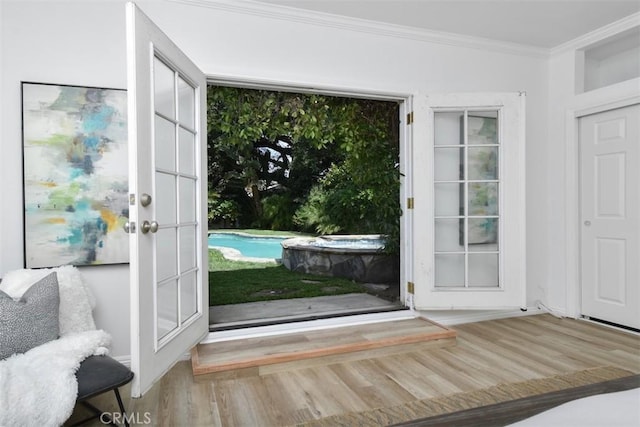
left=209, top=293, right=405, bottom=331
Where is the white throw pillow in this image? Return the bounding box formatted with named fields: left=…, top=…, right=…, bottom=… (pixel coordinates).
left=0, top=266, right=96, bottom=335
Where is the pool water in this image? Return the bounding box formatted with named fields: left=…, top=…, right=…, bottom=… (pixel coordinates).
left=208, top=233, right=285, bottom=259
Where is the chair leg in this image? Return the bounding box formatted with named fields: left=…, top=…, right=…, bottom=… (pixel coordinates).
left=71, top=388, right=129, bottom=427
left=74, top=401, right=117, bottom=426
left=114, top=388, right=130, bottom=427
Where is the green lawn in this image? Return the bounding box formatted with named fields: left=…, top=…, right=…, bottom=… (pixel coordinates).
left=208, top=249, right=365, bottom=306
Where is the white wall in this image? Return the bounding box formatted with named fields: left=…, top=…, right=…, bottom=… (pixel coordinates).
left=0, top=0, right=4, bottom=278
left=1, top=0, right=553, bottom=357
left=1, top=0, right=131, bottom=357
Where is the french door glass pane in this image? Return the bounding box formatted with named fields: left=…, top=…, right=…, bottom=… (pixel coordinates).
left=468, top=183, right=498, bottom=216
left=155, top=172, right=177, bottom=225
left=157, top=279, right=178, bottom=340
left=434, top=112, right=464, bottom=145
left=435, top=254, right=465, bottom=287
left=153, top=57, right=175, bottom=120
left=434, top=183, right=462, bottom=216
left=468, top=218, right=499, bottom=251
left=179, top=225, right=196, bottom=273
left=468, top=254, right=499, bottom=287
left=179, top=177, right=196, bottom=223
left=435, top=219, right=464, bottom=252
left=179, top=128, right=195, bottom=175
left=468, top=146, right=498, bottom=180
left=156, top=227, right=177, bottom=282
left=180, top=271, right=197, bottom=322
left=468, top=112, right=498, bottom=145
left=177, top=77, right=195, bottom=128
left=434, top=147, right=462, bottom=181
left=155, top=116, right=176, bottom=172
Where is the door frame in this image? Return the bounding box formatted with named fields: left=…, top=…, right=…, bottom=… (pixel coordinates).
left=205, top=75, right=416, bottom=340
left=564, top=95, right=640, bottom=319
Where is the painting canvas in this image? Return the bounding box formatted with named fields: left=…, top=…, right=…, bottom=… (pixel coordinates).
left=22, top=82, right=129, bottom=268
left=461, top=115, right=499, bottom=245
left=467, top=183, right=498, bottom=245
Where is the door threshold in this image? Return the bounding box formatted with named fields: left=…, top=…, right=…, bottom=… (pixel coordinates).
left=202, top=309, right=416, bottom=344
left=581, top=316, right=640, bottom=334
left=193, top=316, right=455, bottom=376
left=210, top=304, right=408, bottom=332
left=209, top=292, right=402, bottom=331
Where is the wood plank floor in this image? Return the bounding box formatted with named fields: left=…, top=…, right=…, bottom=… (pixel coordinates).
left=66, top=314, right=640, bottom=426
left=193, top=317, right=456, bottom=375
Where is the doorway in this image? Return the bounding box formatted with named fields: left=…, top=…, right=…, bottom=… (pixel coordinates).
left=206, top=84, right=409, bottom=329
left=579, top=104, right=640, bottom=330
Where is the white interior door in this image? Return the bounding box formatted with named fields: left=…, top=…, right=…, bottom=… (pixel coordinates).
left=413, top=93, right=526, bottom=309
left=126, top=2, right=208, bottom=397
left=580, top=104, right=640, bottom=329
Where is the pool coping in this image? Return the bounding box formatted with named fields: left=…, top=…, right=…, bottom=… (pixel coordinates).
left=208, top=230, right=308, bottom=239
left=208, top=245, right=280, bottom=264
left=281, top=234, right=387, bottom=255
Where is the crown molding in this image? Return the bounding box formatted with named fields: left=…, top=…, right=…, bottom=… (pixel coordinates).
left=550, top=12, right=640, bottom=55
left=167, top=0, right=549, bottom=58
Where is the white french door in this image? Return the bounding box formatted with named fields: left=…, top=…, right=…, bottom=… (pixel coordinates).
left=413, top=93, right=526, bottom=309
left=126, top=3, right=208, bottom=397
left=580, top=104, right=640, bottom=329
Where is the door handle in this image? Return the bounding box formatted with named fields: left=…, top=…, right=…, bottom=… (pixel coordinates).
left=140, top=193, right=152, bottom=207
left=584, top=220, right=592, bottom=226
left=140, top=220, right=159, bottom=234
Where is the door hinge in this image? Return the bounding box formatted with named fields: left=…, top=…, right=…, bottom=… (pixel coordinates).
left=129, top=194, right=136, bottom=205
left=406, top=111, right=414, bottom=125
left=407, top=282, right=415, bottom=294
left=407, top=197, right=414, bottom=209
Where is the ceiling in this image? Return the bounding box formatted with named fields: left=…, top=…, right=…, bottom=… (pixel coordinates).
left=252, top=0, right=640, bottom=48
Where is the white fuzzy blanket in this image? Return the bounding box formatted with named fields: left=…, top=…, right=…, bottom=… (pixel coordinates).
left=0, top=329, right=111, bottom=427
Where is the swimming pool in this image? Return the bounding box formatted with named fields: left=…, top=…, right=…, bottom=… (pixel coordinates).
left=208, top=233, right=285, bottom=259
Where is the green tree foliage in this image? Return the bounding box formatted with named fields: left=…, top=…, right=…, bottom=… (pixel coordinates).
left=293, top=100, right=401, bottom=253
left=208, top=87, right=340, bottom=224
left=207, top=86, right=400, bottom=253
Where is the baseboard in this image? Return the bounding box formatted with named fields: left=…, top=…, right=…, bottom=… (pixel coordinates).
left=111, top=352, right=190, bottom=368
left=113, top=354, right=131, bottom=368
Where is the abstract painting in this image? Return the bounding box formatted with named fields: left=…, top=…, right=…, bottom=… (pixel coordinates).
left=461, top=115, right=499, bottom=246
left=468, top=183, right=499, bottom=244
left=22, top=82, right=129, bottom=268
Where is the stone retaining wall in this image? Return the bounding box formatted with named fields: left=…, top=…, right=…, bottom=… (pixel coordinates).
left=281, top=237, right=399, bottom=283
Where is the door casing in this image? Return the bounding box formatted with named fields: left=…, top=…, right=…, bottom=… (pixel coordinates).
left=200, top=79, right=417, bottom=341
